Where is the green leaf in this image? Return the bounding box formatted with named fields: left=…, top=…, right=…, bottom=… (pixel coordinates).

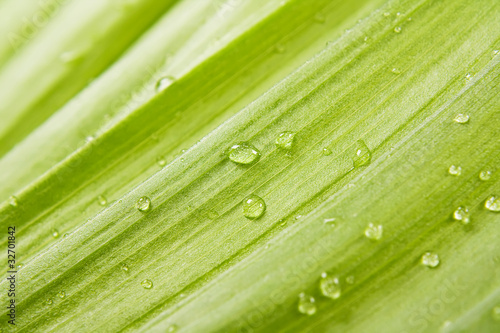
left=1, top=0, right=499, bottom=332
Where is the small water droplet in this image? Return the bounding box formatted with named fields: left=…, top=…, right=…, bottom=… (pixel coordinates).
left=63, top=233, right=70, bottom=238
left=492, top=50, right=500, bottom=58
left=167, top=324, right=179, bottom=333
left=364, top=223, right=383, bottom=240
left=313, top=12, right=326, bottom=23
left=453, top=206, right=470, bottom=224
left=275, top=131, right=296, bottom=150
left=391, top=68, right=401, bottom=74
left=319, top=273, right=341, bottom=299
left=97, top=195, right=108, bottom=206
left=57, top=291, right=66, bottom=299
left=322, top=148, right=332, bottom=156
left=85, top=136, right=95, bottom=143
left=396, top=12, right=402, bottom=16
left=46, top=298, right=53, bottom=305
left=141, top=279, right=153, bottom=289
left=228, top=142, right=260, bottom=165
left=453, top=114, right=469, bottom=124
left=479, top=170, right=492, bottom=181
left=136, top=196, right=151, bottom=212
left=242, top=195, right=266, bottom=220
left=274, top=43, right=285, bottom=53
left=297, top=293, right=316, bottom=315
left=155, top=76, right=175, bottom=92
left=383, top=12, right=391, bottom=17
left=448, top=165, right=462, bottom=176
left=295, top=215, right=303, bottom=220
left=346, top=275, right=355, bottom=284
left=323, top=218, right=336, bottom=226
left=485, top=196, right=500, bottom=212
left=52, top=229, right=60, bottom=238
left=121, top=263, right=129, bottom=272
left=394, top=26, right=402, bottom=33
left=353, top=140, right=371, bottom=167
left=492, top=306, right=500, bottom=321
left=421, top=252, right=440, bottom=268
left=156, top=156, right=166, bottom=167
left=8, top=195, right=18, bottom=207
left=16, top=263, right=23, bottom=270
left=465, top=73, right=472, bottom=81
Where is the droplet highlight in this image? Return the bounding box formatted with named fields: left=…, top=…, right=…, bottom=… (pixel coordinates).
left=227, top=142, right=260, bottom=165
left=52, top=229, right=60, bottom=238
left=141, top=279, right=153, bottom=289
left=136, top=196, right=151, bottom=212
left=394, top=26, right=402, bottom=33
left=485, top=196, right=500, bottom=212
left=319, top=273, right=341, bottom=299
left=121, top=264, right=129, bottom=272
left=297, top=293, right=316, bottom=315
left=453, top=113, right=469, bottom=124
left=242, top=195, right=266, bottom=220
left=353, top=140, right=371, bottom=167
left=364, top=223, right=383, bottom=240
left=453, top=206, right=470, bottom=224
left=156, top=156, right=166, bottom=167
left=421, top=252, right=440, bottom=268
left=275, top=131, right=296, bottom=150
left=448, top=165, right=462, bottom=176
left=322, top=148, right=332, bottom=156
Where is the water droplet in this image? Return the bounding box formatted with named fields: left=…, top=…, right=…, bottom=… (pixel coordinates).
left=63, top=233, right=70, bottom=238
left=274, top=43, right=285, bottom=53
left=346, top=275, right=355, bottom=284
left=448, top=165, right=462, bottom=176
left=227, top=142, right=260, bottom=165
left=8, top=195, right=18, bottom=207
left=485, top=196, right=500, bottom=212
left=364, top=223, right=383, bottom=240
left=155, top=76, right=175, bottom=92
left=396, top=12, right=402, bottom=16
left=391, top=68, right=401, bottom=74
left=46, top=298, right=53, bottom=305
left=492, top=306, right=500, bottom=321
left=322, top=148, right=332, bottom=156
left=319, top=273, right=341, bottom=299
left=97, top=195, right=108, bottom=206
left=465, top=73, right=472, bottom=81
left=16, top=263, right=23, bottom=270
left=492, top=50, right=500, bottom=58
left=421, top=252, right=440, bottom=268
left=352, top=140, right=371, bottom=167
left=383, top=12, right=391, bottom=17
left=453, top=206, right=470, bottom=224
left=275, top=131, right=296, bottom=150
left=205, top=209, right=219, bottom=220
left=323, top=218, right=336, bottom=226
left=57, top=291, right=66, bottom=299
left=121, top=263, right=129, bottom=272
left=156, top=156, right=166, bottom=167
left=52, top=229, right=60, bottom=238
left=313, top=12, right=326, bottom=23
left=394, top=26, right=402, bottom=33
left=295, top=215, right=303, bottom=220
left=297, top=293, right=316, bottom=315
left=85, top=136, right=95, bottom=143
left=141, top=279, right=153, bottom=289
left=167, top=324, right=179, bottom=332
left=242, top=195, right=266, bottom=220
left=453, top=113, right=469, bottom=124
left=136, top=196, right=151, bottom=212
left=479, top=170, right=492, bottom=181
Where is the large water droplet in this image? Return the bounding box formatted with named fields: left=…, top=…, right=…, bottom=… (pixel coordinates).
left=8, top=195, right=18, bottom=207
left=319, top=273, right=341, bottom=299
left=228, top=143, right=260, bottom=165
left=364, top=223, right=383, bottom=240
left=453, top=114, right=469, bottom=124
left=421, top=252, right=440, bottom=268
left=297, top=293, right=316, bottom=315
left=485, top=196, right=500, bottom=212
left=155, top=76, right=175, bottom=92
left=242, top=195, right=266, bottom=220
left=275, top=131, right=296, bottom=150
left=453, top=206, right=470, bottom=224
left=97, top=195, right=108, bottom=206
left=141, top=279, right=153, bottom=289
left=136, top=197, right=151, bottom=212
left=448, top=165, right=462, bottom=176
left=353, top=140, right=371, bottom=167
left=479, top=170, right=492, bottom=181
